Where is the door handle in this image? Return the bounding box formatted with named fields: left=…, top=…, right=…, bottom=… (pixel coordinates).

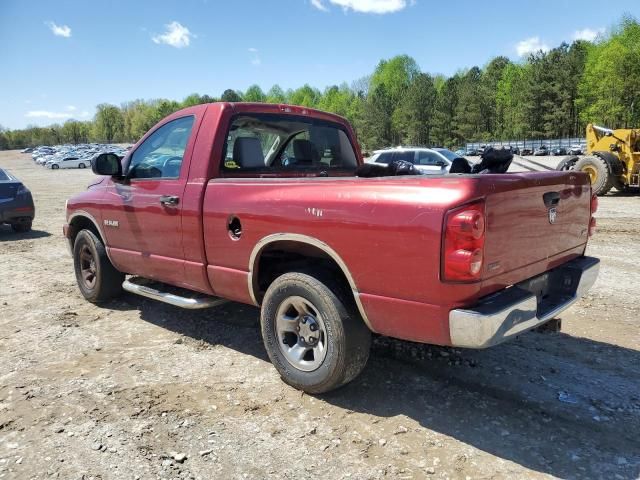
left=159, top=195, right=180, bottom=206
left=543, top=191, right=560, bottom=207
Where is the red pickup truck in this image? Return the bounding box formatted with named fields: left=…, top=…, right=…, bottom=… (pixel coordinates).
left=64, top=102, right=599, bottom=393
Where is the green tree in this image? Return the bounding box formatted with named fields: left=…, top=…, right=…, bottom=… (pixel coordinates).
left=266, top=85, right=286, bottom=103
left=94, top=104, right=124, bottom=143
left=243, top=85, right=266, bottom=102
left=221, top=89, right=243, bottom=102
left=395, top=73, right=437, bottom=145
left=578, top=16, right=640, bottom=127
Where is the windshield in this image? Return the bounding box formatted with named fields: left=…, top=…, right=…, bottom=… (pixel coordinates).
left=433, top=148, right=459, bottom=161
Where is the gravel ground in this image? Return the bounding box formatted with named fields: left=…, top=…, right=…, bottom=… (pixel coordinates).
left=1, top=150, right=639, bottom=480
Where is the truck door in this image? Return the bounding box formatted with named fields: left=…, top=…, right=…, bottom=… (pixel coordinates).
left=102, top=115, right=196, bottom=286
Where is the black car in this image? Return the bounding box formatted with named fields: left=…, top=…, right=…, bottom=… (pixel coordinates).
left=567, top=145, right=583, bottom=155
left=552, top=147, right=568, bottom=156
left=0, top=168, right=35, bottom=232
left=521, top=147, right=533, bottom=156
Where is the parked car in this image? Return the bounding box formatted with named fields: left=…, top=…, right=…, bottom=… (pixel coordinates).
left=504, top=146, right=520, bottom=155
left=0, top=168, right=35, bottom=232
left=465, top=148, right=480, bottom=156
left=47, top=155, right=90, bottom=169
left=521, top=147, right=533, bottom=156
left=368, top=147, right=461, bottom=174
left=534, top=146, right=550, bottom=156
left=567, top=145, right=583, bottom=155
left=64, top=102, right=599, bottom=393
left=21, top=147, right=34, bottom=153
left=454, top=149, right=466, bottom=157
left=552, top=147, right=568, bottom=156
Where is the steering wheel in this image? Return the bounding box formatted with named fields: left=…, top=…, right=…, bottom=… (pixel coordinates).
left=161, top=156, right=183, bottom=177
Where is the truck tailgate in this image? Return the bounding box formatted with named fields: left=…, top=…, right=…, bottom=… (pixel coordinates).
left=481, top=172, right=591, bottom=280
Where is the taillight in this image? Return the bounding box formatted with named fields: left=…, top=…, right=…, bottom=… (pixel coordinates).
left=589, top=216, right=597, bottom=237
left=589, top=194, right=597, bottom=237
left=442, top=201, right=486, bottom=281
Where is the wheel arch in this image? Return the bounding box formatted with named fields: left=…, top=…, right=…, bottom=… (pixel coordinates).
left=68, top=211, right=106, bottom=246
left=248, top=233, right=373, bottom=331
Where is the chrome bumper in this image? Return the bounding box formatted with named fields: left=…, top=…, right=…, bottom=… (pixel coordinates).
left=449, top=256, right=599, bottom=348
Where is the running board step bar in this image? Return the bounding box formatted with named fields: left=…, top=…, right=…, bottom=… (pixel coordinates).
left=122, top=277, right=228, bottom=310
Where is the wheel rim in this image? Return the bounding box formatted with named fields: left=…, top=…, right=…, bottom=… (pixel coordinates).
left=582, top=165, right=598, bottom=184
left=275, top=296, right=327, bottom=372
left=79, top=245, right=97, bottom=290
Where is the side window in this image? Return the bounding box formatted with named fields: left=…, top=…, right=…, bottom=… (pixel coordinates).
left=392, top=151, right=415, bottom=163
left=128, top=116, right=195, bottom=180
left=375, top=152, right=393, bottom=164
left=416, top=151, right=443, bottom=166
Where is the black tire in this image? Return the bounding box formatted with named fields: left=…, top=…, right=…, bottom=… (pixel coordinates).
left=51, top=164, right=59, bottom=170
left=260, top=270, right=371, bottom=394
left=574, top=155, right=614, bottom=196
left=11, top=218, right=32, bottom=233
left=78, top=163, right=86, bottom=169
left=556, top=155, right=578, bottom=171
left=73, top=229, right=124, bottom=303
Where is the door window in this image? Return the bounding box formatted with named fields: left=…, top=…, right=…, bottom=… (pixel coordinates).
left=416, top=151, right=444, bottom=166
left=128, top=116, right=195, bottom=179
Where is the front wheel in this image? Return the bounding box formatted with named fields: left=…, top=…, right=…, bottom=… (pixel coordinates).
left=574, top=155, right=613, bottom=196
left=78, top=163, right=86, bottom=169
left=51, top=164, right=59, bottom=170
left=260, top=271, right=371, bottom=394
left=73, top=229, right=124, bottom=303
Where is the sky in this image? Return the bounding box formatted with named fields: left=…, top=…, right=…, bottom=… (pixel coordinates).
left=0, top=0, right=637, bottom=129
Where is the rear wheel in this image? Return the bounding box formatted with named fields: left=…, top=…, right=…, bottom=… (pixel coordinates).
left=78, top=163, right=86, bottom=169
left=73, top=229, right=124, bottom=303
left=556, top=155, right=578, bottom=171
left=260, top=271, right=371, bottom=394
left=11, top=218, right=32, bottom=233
left=51, top=164, right=59, bottom=170
left=574, top=155, right=613, bottom=196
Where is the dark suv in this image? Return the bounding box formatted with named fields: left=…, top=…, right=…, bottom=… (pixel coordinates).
left=0, top=168, right=35, bottom=232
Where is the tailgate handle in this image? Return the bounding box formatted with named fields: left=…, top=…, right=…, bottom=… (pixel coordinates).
left=543, top=191, right=560, bottom=207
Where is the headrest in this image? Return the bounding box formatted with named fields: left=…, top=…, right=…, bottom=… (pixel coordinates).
left=293, top=139, right=319, bottom=164
left=233, top=137, right=264, bottom=168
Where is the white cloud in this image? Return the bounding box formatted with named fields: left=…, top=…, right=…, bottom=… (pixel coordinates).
left=152, top=21, right=193, bottom=48
left=248, top=48, right=261, bottom=66
left=310, top=0, right=409, bottom=14
left=310, top=0, right=328, bottom=11
left=25, top=108, right=89, bottom=120
left=25, top=110, right=73, bottom=120
left=46, top=21, right=72, bottom=38
left=572, top=27, right=605, bottom=42
left=516, top=36, right=550, bottom=57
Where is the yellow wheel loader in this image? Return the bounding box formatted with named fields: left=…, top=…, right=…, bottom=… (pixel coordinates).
left=557, top=124, right=640, bottom=195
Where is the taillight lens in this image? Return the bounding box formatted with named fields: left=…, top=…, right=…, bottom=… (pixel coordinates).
left=442, top=201, right=486, bottom=281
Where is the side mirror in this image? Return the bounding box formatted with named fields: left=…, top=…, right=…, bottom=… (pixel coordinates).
left=435, top=159, right=447, bottom=167
left=92, top=153, right=122, bottom=176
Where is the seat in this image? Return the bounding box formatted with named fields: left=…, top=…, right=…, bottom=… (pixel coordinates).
left=449, top=157, right=472, bottom=174
left=233, top=137, right=264, bottom=168
left=292, top=139, right=320, bottom=166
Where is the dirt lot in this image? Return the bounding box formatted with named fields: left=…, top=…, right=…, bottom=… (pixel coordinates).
left=1, top=150, right=639, bottom=480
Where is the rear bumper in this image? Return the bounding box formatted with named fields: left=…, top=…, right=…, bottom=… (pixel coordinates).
left=0, top=205, right=35, bottom=222
left=449, top=256, right=599, bottom=348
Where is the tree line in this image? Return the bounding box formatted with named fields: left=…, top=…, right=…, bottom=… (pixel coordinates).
left=1, top=15, right=638, bottom=152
